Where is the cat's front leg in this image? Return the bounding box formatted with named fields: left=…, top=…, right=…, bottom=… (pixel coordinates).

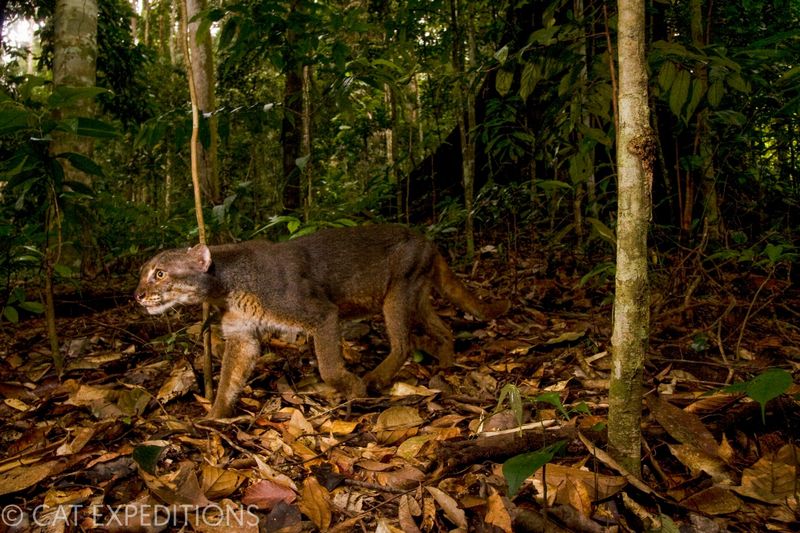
left=209, top=322, right=260, bottom=418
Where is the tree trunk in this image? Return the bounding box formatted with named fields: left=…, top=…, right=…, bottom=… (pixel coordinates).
left=608, top=0, right=653, bottom=477
left=302, top=64, right=313, bottom=221
left=51, top=0, right=98, bottom=188
left=186, top=0, right=220, bottom=206
left=451, top=0, right=476, bottom=260
left=690, top=0, right=721, bottom=243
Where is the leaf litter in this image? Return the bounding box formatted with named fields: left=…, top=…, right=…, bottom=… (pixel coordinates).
left=0, top=248, right=798, bottom=532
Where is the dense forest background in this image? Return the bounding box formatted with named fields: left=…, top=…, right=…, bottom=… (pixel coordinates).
left=1, top=0, right=797, bottom=305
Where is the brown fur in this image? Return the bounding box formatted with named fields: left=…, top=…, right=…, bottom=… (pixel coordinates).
left=135, top=225, right=509, bottom=417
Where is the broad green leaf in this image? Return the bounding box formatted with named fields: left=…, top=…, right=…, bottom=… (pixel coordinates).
left=708, top=80, right=724, bottom=107
left=520, top=62, right=541, bottom=101
left=3, top=306, right=19, bottom=323
left=57, top=152, right=105, bottom=177
left=295, top=154, right=311, bottom=170
left=48, top=86, right=108, bottom=108
left=764, top=243, right=783, bottom=263
left=72, top=117, right=119, bottom=139
left=726, top=73, right=750, bottom=94
left=669, top=69, right=691, bottom=119
left=657, top=61, right=677, bottom=92
left=684, top=79, right=706, bottom=121
left=502, top=441, right=566, bottom=496
left=0, top=108, right=31, bottom=135
left=746, top=368, right=793, bottom=423
left=494, top=45, right=509, bottom=64
left=534, top=391, right=569, bottom=419
left=535, top=179, right=572, bottom=191
left=720, top=368, right=793, bottom=423
left=496, top=69, right=514, bottom=97
left=18, top=301, right=44, bottom=314
left=132, top=443, right=168, bottom=475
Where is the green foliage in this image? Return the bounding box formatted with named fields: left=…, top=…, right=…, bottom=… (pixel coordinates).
left=1, top=286, right=44, bottom=323
left=718, top=368, right=794, bottom=423
left=502, top=441, right=566, bottom=497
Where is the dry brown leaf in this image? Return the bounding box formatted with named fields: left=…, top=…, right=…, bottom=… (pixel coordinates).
left=282, top=408, right=315, bottom=439
left=139, top=461, right=212, bottom=507
left=684, top=392, right=738, bottom=415
left=156, top=360, right=196, bottom=404
left=421, top=495, right=436, bottom=531
left=485, top=487, right=513, bottom=531
left=668, top=444, right=733, bottom=484
left=389, top=382, right=439, bottom=396
left=199, top=464, right=246, bottom=499
left=398, top=495, right=422, bottom=533
left=241, top=478, right=297, bottom=510
left=43, top=486, right=93, bottom=507
left=396, top=435, right=435, bottom=461
left=646, top=394, right=720, bottom=458
left=319, top=419, right=359, bottom=435
left=425, top=486, right=467, bottom=529
left=56, top=426, right=95, bottom=456
left=533, top=463, right=627, bottom=501
left=0, top=460, right=61, bottom=496
left=375, top=465, right=426, bottom=489
left=375, top=406, right=423, bottom=445
left=732, top=445, right=799, bottom=505
left=298, top=476, right=332, bottom=530
left=4, top=398, right=31, bottom=411
left=566, top=476, right=593, bottom=516
left=680, top=486, right=742, bottom=515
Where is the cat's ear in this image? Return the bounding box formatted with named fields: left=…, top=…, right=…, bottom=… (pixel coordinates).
left=188, top=243, right=212, bottom=272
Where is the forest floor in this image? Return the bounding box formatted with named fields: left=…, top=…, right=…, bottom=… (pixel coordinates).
left=0, top=241, right=798, bottom=532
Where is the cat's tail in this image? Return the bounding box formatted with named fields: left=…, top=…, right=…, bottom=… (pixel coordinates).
left=433, top=253, right=510, bottom=320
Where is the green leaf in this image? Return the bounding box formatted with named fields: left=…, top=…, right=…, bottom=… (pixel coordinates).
left=657, top=61, right=677, bottom=92
left=0, top=108, right=31, bottom=135
left=746, top=368, right=793, bottom=423
left=669, top=69, right=691, bottom=120
left=684, top=79, right=705, bottom=121
left=57, top=152, right=105, bottom=177
left=496, top=69, right=514, bottom=97
left=502, top=441, right=566, bottom=496
left=720, top=368, right=793, bottom=423
left=726, top=73, right=750, bottom=94
left=18, top=301, right=44, bottom=314
left=132, top=443, right=167, bottom=475
left=496, top=384, right=524, bottom=427
left=3, top=306, right=19, bottom=323
left=764, top=243, right=783, bottom=263
left=48, top=86, right=108, bottom=108
left=520, top=62, right=541, bottom=101
left=707, top=80, right=724, bottom=107
left=67, top=117, right=119, bottom=139
left=494, top=45, right=509, bottom=64
left=534, top=179, right=572, bottom=191
left=534, top=391, right=569, bottom=420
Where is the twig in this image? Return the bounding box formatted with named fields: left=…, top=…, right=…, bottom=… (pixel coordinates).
left=735, top=268, right=773, bottom=360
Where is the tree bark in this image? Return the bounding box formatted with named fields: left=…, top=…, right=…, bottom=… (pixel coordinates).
left=186, top=0, right=220, bottom=205
left=609, top=0, right=654, bottom=477
left=51, top=0, right=98, bottom=188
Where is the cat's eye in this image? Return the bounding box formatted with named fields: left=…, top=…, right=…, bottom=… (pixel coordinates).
left=154, top=269, right=166, bottom=280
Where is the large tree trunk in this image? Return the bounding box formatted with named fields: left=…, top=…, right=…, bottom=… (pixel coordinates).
left=186, top=0, right=220, bottom=205
left=51, top=0, right=98, bottom=188
left=608, top=0, right=654, bottom=477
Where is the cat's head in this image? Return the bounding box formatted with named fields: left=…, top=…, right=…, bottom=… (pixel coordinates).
left=135, top=244, right=212, bottom=314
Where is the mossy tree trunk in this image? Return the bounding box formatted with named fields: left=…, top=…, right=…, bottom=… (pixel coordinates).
left=608, top=0, right=655, bottom=477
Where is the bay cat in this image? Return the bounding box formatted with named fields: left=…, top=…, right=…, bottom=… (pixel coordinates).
left=135, top=225, right=509, bottom=417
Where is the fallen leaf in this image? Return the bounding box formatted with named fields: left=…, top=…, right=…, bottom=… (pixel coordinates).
left=0, top=460, right=61, bottom=496
left=398, top=495, right=422, bottom=533
left=485, top=487, right=512, bottom=531
left=298, top=476, right=331, bottom=530
left=156, top=360, right=196, bottom=403
left=389, top=382, right=439, bottom=396
left=425, top=486, right=467, bottom=529
left=647, top=394, right=720, bottom=458
left=668, top=444, right=733, bottom=484
left=732, top=445, right=799, bottom=504
left=681, top=486, right=742, bottom=515
left=375, top=406, right=423, bottom=445
left=200, top=464, right=246, bottom=499
left=241, top=479, right=297, bottom=510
